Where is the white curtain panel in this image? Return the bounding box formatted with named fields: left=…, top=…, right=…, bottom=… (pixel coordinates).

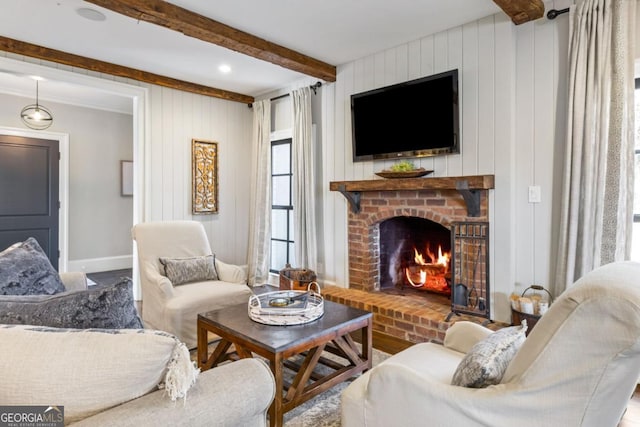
left=247, top=100, right=272, bottom=286
left=291, top=86, right=318, bottom=271
left=554, top=0, right=636, bottom=296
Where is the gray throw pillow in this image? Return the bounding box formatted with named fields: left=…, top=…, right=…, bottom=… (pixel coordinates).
left=159, top=254, right=218, bottom=285
left=0, top=237, right=66, bottom=296
left=0, top=278, right=143, bottom=329
left=451, top=321, right=528, bottom=388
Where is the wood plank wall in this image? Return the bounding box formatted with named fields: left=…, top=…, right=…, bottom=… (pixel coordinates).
left=146, top=85, right=253, bottom=265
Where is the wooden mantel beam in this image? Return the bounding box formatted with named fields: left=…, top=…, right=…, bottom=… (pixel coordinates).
left=493, top=0, right=545, bottom=25
left=86, top=0, right=337, bottom=83
left=0, top=36, right=254, bottom=104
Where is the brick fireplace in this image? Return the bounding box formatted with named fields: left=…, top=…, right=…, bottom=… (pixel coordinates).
left=323, top=175, right=502, bottom=344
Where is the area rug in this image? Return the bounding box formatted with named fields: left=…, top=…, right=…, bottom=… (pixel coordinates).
left=283, top=347, right=389, bottom=427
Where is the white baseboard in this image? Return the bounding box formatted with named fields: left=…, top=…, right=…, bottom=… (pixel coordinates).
left=67, top=255, right=133, bottom=274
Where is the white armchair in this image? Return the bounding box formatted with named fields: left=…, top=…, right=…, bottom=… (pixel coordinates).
left=132, top=220, right=253, bottom=348
left=342, top=261, right=640, bottom=427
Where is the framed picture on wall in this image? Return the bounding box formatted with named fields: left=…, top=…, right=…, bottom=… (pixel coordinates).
left=192, top=139, right=218, bottom=214
left=121, top=160, right=133, bottom=196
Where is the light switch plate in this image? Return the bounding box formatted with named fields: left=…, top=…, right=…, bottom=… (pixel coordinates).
left=528, top=185, right=541, bottom=203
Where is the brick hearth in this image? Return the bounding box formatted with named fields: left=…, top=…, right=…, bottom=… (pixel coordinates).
left=322, top=286, right=506, bottom=344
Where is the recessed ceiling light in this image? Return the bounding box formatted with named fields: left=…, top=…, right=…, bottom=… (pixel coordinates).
left=218, top=64, right=232, bottom=74
left=76, top=7, right=106, bottom=22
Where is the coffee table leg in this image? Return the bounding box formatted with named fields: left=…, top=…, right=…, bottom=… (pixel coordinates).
left=197, top=320, right=208, bottom=369
left=362, top=317, right=373, bottom=371
left=269, top=353, right=285, bottom=427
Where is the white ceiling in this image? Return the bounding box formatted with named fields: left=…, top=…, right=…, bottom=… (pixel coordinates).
left=0, top=0, right=502, bottom=113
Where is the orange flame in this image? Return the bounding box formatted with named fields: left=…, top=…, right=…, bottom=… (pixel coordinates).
left=405, top=244, right=451, bottom=291
left=413, top=245, right=450, bottom=271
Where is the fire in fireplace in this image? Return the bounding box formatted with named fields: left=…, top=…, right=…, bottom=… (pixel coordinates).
left=379, top=217, right=452, bottom=294
left=404, top=245, right=451, bottom=292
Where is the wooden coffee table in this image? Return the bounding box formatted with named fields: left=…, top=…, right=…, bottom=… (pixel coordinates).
left=197, top=292, right=372, bottom=427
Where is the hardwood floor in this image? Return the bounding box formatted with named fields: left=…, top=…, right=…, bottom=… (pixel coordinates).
left=88, top=268, right=640, bottom=426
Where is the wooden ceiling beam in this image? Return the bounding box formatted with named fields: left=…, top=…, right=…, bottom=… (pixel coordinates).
left=493, top=0, right=545, bottom=25
left=85, top=0, right=337, bottom=83
left=0, top=36, right=254, bottom=104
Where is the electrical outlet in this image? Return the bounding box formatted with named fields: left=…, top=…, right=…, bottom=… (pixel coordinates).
left=528, top=185, right=541, bottom=203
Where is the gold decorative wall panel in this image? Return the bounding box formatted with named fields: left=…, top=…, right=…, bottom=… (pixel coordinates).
left=192, top=139, right=218, bottom=214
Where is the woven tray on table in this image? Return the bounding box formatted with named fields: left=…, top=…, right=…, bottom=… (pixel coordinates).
left=248, top=282, right=323, bottom=326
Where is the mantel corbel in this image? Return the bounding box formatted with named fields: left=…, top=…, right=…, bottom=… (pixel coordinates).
left=455, top=180, right=481, bottom=217
left=337, top=185, right=361, bottom=214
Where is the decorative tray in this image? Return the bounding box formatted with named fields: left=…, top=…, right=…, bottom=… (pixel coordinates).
left=248, top=282, right=324, bottom=325
left=375, top=168, right=433, bottom=179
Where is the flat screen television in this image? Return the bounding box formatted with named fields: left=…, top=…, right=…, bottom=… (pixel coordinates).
left=351, top=69, right=459, bottom=162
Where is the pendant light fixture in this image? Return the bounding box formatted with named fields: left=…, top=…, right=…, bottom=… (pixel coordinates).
left=20, top=80, right=53, bottom=130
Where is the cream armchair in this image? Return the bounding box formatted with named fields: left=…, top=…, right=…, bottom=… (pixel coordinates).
left=132, top=220, right=253, bottom=348
left=342, top=261, right=640, bottom=427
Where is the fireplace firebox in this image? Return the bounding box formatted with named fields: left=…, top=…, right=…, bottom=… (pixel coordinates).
left=380, top=217, right=451, bottom=294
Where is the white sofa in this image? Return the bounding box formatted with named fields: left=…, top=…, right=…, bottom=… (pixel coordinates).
left=0, top=256, right=275, bottom=426
left=0, top=324, right=275, bottom=426
left=132, top=221, right=253, bottom=348
left=342, top=261, right=640, bottom=427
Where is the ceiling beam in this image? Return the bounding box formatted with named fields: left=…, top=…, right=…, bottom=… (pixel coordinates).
left=0, top=36, right=254, bottom=104
left=85, top=0, right=337, bottom=83
left=493, top=0, right=545, bottom=25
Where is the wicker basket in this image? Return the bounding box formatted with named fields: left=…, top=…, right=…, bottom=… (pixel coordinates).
left=511, top=285, right=553, bottom=336
left=279, top=264, right=317, bottom=291
left=511, top=309, right=541, bottom=336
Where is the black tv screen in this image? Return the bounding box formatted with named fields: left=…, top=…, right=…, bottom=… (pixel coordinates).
left=351, top=69, right=459, bottom=162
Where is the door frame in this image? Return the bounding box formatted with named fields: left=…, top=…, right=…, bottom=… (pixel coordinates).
left=0, top=56, right=148, bottom=299
left=0, top=127, right=69, bottom=271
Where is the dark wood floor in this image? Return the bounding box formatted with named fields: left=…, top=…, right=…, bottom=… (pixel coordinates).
left=88, top=268, right=640, bottom=425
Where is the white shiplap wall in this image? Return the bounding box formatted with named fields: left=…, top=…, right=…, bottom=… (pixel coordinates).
left=146, top=85, right=253, bottom=265
left=319, top=5, right=570, bottom=322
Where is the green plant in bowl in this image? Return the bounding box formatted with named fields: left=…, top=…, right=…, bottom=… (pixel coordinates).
left=389, top=160, right=416, bottom=172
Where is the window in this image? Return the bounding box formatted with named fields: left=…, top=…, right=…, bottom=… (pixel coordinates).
left=270, top=138, right=295, bottom=273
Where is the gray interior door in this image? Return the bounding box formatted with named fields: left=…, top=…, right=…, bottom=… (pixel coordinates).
left=0, top=134, right=59, bottom=269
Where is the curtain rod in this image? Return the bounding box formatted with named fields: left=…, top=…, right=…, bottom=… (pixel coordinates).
left=270, top=81, right=322, bottom=101
left=547, top=8, right=569, bottom=19
left=248, top=81, right=322, bottom=108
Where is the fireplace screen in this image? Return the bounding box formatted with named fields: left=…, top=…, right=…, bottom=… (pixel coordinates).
left=447, top=222, right=490, bottom=322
